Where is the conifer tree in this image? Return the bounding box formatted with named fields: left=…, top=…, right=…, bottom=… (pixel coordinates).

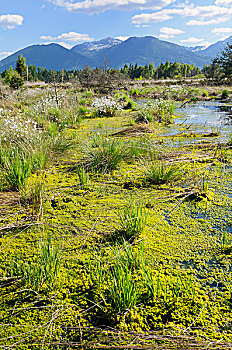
left=15, top=54, right=27, bottom=80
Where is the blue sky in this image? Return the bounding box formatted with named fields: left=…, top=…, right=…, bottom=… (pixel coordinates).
left=0, top=0, right=232, bottom=59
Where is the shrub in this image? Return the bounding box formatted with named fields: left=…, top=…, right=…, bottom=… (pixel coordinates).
left=9, top=71, right=24, bottom=89
left=221, top=89, right=229, bottom=99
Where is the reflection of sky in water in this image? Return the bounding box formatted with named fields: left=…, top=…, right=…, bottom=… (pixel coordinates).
left=175, top=102, right=232, bottom=128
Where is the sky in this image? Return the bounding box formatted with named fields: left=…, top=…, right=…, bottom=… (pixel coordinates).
left=0, top=0, right=232, bottom=59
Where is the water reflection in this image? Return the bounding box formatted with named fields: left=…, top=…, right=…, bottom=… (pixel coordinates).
left=175, top=101, right=232, bottom=127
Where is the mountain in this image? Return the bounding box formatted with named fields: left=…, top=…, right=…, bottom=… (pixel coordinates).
left=71, top=37, right=122, bottom=57
left=94, top=36, right=210, bottom=68
left=200, top=35, right=232, bottom=57
left=0, top=36, right=213, bottom=73
left=0, top=43, right=93, bottom=72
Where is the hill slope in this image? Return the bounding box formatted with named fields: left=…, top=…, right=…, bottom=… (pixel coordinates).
left=200, top=35, right=232, bottom=57
left=0, top=36, right=213, bottom=72
left=94, top=36, right=210, bottom=68
left=0, top=44, right=93, bottom=72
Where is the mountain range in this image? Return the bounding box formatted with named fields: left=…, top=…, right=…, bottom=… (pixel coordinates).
left=0, top=35, right=231, bottom=73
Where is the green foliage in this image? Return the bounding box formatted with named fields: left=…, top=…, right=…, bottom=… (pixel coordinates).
left=6, top=235, right=60, bottom=291
left=9, top=71, right=24, bottom=89
left=15, top=54, right=27, bottom=80
left=106, top=256, right=141, bottom=312
left=1, top=84, right=232, bottom=347
left=118, top=198, right=147, bottom=240
left=121, top=61, right=202, bottom=79
left=88, top=242, right=142, bottom=313
left=153, top=100, right=175, bottom=124
left=125, top=137, right=154, bottom=160
left=20, top=179, right=44, bottom=216
left=141, top=267, right=195, bottom=304
left=143, top=161, right=182, bottom=185
left=76, top=166, right=89, bottom=188
left=88, top=242, right=197, bottom=317
left=213, top=43, right=232, bottom=81
left=0, top=145, right=31, bottom=190
left=84, top=138, right=125, bottom=173
left=221, top=89, right=229, bottom=99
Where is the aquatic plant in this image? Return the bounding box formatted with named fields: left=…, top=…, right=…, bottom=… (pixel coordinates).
left=84, top=138, right=125, bottom=173
left=143, top=161, right=182, bottom=185
left=20, top=178, right=44, bottom=216
left=118, top=197, right=147, bottom=240
left=6, top=235, right=60, bottom=291
left=126, top=136, right=154, bottom=160
left=88, top=242, right=142, bottom=313
left=76, top=166, right=89, bottom=188
left=0, top=145, right=32, bottom=190
left=138, top=99, right=175, bottom=124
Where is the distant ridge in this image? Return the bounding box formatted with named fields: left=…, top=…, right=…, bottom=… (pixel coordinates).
left=71, top=37, right=122, bottom=56
left=94, top=36, right=210, bottom=68
left=200, top=35, right=232, bottom=57
left=1, top=35, right=229, bottom=73
left=0, top=43, right=94, bottom=72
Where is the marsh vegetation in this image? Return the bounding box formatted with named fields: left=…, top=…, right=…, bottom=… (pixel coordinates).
left=0, top=80, right=232, bottom=349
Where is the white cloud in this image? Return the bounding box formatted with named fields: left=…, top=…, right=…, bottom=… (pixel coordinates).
left=212, top=27, right=232, bottom=35
left=46, top=0, right=175, bottom=14
left=160, top=27, right=184, bottom=35
left=159, top=34, right=171, bottom=39
left=115, top=36, right=130, bottom=41
left=132, top=4, right=232, bottom=24
left=132, top=11, right=172, bottom=24
left=215, top=0, right=232, bottom=5
left=40, top=31, right=93, bottom=42
left=186, top=18, right=228, bottom=25
left=57, top=42, right=73, bottom=49
left=158, top=27, right=184, bottom=39
left=180, top=37, right=205, bottom=43
left=0, top=51, right=13, bottom=58
left=0, top=14, right=23, bottom=29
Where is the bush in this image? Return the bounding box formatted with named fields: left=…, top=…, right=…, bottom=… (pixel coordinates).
left=221, top=89, right=229, bottom=99
left=9, top=71, right=24, bottom=89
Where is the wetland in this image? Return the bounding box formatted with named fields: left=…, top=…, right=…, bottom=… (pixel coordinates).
left=0, top=82, right=232, bottom=349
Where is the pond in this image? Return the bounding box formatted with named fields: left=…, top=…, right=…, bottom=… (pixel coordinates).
left=174, top=101, right=232, bottom=139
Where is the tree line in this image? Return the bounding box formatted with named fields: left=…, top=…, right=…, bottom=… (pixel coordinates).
left=1, top=42, right=231, bottom=89
left=120, top=61, right=201, bottom=79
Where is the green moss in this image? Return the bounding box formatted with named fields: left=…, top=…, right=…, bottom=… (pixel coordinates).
left=1, top=85, right=232, bottom=347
